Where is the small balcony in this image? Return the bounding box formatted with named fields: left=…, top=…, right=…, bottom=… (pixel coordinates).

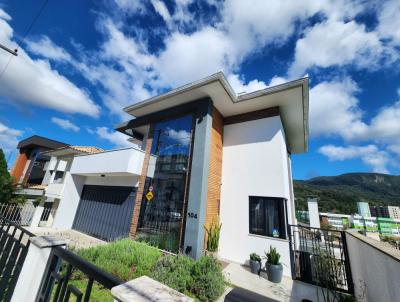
left=70, top=147, right=147, bottom=176
left=45, top=183, right=64, bottom=198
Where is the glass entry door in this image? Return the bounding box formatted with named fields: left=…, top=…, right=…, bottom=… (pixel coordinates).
left=136, top=114, right=193, bottom=252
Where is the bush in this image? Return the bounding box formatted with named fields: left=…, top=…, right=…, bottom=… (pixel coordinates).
left=77, top=239, right=161, bottom=281
left=151, top=255, right=225, bottom=301
left=150, top=255, right=194, bottom=294
left=190, top=256, right=225, bottom=301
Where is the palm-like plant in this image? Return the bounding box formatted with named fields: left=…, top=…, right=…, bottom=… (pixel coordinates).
left=204, top=217, right=222, bottom=252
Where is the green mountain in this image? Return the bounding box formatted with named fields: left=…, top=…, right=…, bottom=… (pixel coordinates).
left=294, top=173, right=400, bottom=214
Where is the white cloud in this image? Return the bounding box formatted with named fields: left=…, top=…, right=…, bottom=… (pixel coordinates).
left=309, top=77, right=367, bottom=140
left=96, top=126, right=132, bottom=148
left=51, top=117, right=80, bottom=132
left=26, top=36, right=72, bottom=61
left=167, top=128, right=191, bottom=145
left=377, top=0, right=400, bottom=45
left=0, top=9, right=100, bottom=117
left=150, top=0, right=171, bottom=24
left=318, top=144, right=390, bottom=174
left=289, top=20, right=385, bottom=77
left=227, top=74, right=267, bottom=94
left=0, top=122, right=22, bottom=154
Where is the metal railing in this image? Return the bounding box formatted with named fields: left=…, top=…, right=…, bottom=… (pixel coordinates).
left=288, top=224, right=354, bottom=296
left=36, top=246, right=123, bottom=302
left=39, top=208, right=57, bottom=227
left=0, top=216, right=35, bottom=302
left=0, top=204, right=35, bottom=226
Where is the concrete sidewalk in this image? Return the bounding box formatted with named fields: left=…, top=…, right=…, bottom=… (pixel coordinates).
left=221, top=262, right=318, bottom=302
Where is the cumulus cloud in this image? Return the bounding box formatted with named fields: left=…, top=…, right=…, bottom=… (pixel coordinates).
left=377, top=0, right=400, bottom=45
left=318, top=144, right=390, bottom=174
left=0, top=122, right=22, bottom=154
left=309, top=77, right=367, bottom=140
left=289, top=20, right=385, bottom=77
left=96, top=126, right=132, bottom=148
left=0, top=9, right=100, bottom=117
left=51, top=117, right=80, bottom=132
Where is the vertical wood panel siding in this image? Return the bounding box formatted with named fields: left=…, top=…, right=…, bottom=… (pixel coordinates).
left=10, top=153, right=28, bottom=185
left=129, top=126, right=154, bottom=238
left=205, top=107, right=224, bottom=229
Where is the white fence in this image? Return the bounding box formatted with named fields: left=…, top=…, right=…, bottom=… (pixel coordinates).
left=0, top=203, right=56, bottom=227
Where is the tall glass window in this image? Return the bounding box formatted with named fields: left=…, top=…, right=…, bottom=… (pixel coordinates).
left=136, top=115, right=193, bottom=252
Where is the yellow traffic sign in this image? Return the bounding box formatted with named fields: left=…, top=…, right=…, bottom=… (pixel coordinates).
left=145, top=191, right=154, bottom=201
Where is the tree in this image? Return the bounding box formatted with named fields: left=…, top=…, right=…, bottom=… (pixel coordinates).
left=0, top=148, right=13, bottom=203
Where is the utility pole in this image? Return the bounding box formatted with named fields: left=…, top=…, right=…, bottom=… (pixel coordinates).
left=0, top=43, right=18, bottom=56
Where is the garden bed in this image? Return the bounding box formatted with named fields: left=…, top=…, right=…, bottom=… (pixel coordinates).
left=72, top=239, right=226, bottom=301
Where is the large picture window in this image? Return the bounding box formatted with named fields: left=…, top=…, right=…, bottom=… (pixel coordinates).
left=137, top=114, right=193, bottom=252
left=249, top=196, right=287, bottom=239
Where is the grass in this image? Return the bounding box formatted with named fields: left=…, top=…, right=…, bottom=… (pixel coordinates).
left=67, top=239, right=225, bottom=301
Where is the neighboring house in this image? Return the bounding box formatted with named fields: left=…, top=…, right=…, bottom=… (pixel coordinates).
left=41, top=146, right=104, bottom=210
left=49, top=72, right=309, bottom=277
left=10, top=135, right=68, bottom=202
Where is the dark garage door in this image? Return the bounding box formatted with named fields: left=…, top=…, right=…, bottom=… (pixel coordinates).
left=73, top=185, right=136, bottom=241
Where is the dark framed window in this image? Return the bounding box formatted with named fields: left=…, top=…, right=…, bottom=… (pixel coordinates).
left=249, top=196, right=287, bottom=239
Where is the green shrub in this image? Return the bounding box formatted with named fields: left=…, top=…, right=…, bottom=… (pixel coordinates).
left=151, top=255, right=225, bottom=301
left=249, top=253, right=261, bottom=262
left=264, top=246, right=280, bottom=265
left=190, top=256, right=225, bottom=301
left=204, top=217, right=222, bottom=252
left=77, top=239, right=161, bottom=281
left=150, top=255, right=194, bottom=293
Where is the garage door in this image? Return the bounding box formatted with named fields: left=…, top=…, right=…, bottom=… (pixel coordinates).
left=73, top=185, right=136, bottom=241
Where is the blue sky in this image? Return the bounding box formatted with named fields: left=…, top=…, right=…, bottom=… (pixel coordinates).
left=0, top=0, right=399, bottom=179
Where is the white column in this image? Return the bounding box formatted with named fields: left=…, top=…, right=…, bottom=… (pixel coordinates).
left=308, top=198, right=320, bottom=229
left=30, top=206, right=44, bottom=227
left=11, top=236, right=66, bottom=302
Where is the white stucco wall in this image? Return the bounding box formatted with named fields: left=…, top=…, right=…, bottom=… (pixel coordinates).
left=70, top=148, right=145, bottom=176
left=219, top=116, right=293, bottom=276
left=345, top=231, right=400, bottom=302
left=52, top=173, right=86, bottom=229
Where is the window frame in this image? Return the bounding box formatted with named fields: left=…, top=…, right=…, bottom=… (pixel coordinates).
left=248, top=196, right=288, bottom=240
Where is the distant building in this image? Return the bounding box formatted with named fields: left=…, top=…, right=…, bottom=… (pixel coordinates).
left=357, top=202, right=371, bottom=218
left=370, top=205, right=390, bottom=218
left=388, top=206, right=400, bottom=220
left=319, top=212, right=351, bottom=230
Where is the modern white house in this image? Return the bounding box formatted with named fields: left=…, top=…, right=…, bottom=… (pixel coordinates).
left=32, top=72, right=308, bottom=277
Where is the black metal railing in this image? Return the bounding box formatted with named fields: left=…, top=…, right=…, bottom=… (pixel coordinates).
left=288, top=224, right=354, bottom=296
left=36, top=246, right=123, bottom=302
left=0, top=216, right=35, bottom=302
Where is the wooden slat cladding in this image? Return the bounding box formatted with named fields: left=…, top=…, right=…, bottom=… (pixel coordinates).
left=205, top=107, right=224, bottom=228
left=10, top=153, right=28, bottom=184
left=223, top=106, right=280, bottom=125
left=129, top=126, right=154, bottom=238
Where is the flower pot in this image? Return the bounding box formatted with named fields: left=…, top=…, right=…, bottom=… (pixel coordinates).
left=250, top=260, right=261, bottom=274
left=205, top=250, right=218, bottom=259
left=266, top=263, right=283, bottom=283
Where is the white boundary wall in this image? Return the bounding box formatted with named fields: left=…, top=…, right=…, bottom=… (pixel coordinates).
left=346, top=230, right=400, bottom=302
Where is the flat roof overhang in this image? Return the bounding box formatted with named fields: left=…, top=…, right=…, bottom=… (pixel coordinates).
left=118, top=72, right=309, bottom=154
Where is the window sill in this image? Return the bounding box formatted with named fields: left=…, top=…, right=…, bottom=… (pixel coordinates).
left=248, top=233, right=289, bottom=242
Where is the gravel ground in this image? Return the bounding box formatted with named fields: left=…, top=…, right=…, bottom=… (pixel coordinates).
left=26, top=227, right=106, bottom=250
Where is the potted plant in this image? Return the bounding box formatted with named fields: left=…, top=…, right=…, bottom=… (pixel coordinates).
left=204, top=216, right=222, bottom=258
left=264, top=246, right=283, bottom=283
left=249, top=253, right=261, bottom=274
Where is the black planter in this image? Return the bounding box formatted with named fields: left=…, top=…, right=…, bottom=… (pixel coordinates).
left=266, top=263, right=283, bottom=283
left=250, top=260, right=261, bottom=274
